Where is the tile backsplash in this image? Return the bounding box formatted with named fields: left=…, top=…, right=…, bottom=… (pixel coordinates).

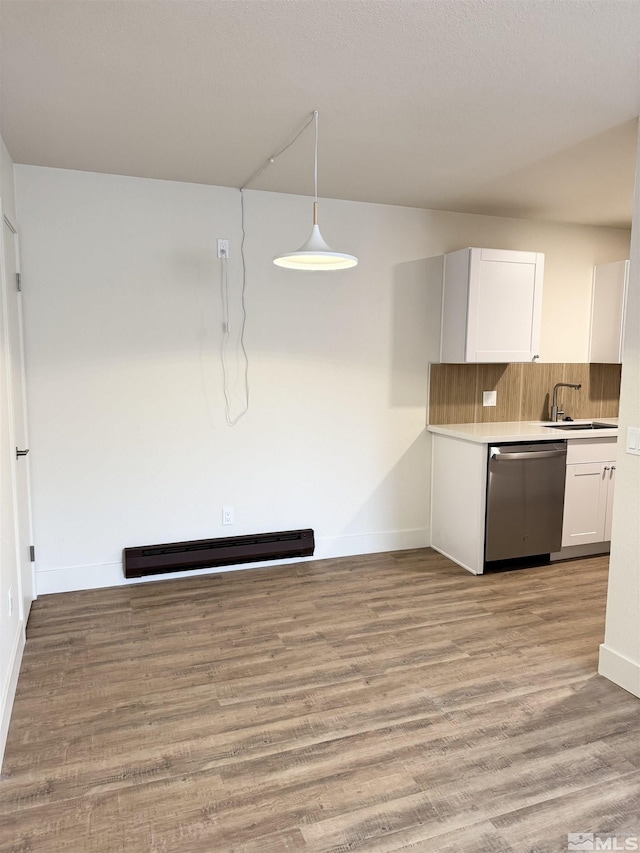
left=428, top=363, right=621, bottom=425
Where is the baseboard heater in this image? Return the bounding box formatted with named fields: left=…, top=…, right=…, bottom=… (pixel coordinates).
left=123, top=528, right=315, bottom=579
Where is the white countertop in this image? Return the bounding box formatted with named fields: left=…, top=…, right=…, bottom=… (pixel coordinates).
left=427, top=419, right=619, bottom=444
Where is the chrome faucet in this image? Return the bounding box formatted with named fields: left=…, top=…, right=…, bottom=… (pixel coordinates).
left=551, top=382, right=581, bottom=422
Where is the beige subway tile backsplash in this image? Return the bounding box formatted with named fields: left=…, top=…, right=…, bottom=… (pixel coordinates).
left=428, top=363, right=621, bottom=425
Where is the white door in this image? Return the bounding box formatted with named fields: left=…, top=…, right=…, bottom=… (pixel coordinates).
left=0, top=209, right=23, bottom=724
left=1, top=209, right=34, bottom=621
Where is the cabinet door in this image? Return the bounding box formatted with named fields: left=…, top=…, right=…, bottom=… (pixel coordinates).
left=588, top=260, right=629, bottom=364
left=466, top=249, right=543, bottom=362
left=562, top=462, right=608, bottom=547
left=604, top=465, right=616, bottom=542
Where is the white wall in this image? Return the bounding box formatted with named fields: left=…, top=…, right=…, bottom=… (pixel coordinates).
left=14, top=165, right=630, bottom=593
left=599, top=124, right=640, bottom=698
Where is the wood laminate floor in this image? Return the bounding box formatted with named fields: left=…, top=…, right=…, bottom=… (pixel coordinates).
left=1, top=549, right=639, bottom=852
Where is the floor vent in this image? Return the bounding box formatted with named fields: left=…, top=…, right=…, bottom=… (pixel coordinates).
left=123, top=528, right=315, bottom=579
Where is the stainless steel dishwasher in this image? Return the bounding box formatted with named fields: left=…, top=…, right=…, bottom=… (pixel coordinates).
left=485, top=442, right=567, bottom=564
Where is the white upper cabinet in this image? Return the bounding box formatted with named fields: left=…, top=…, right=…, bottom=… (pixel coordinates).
left=588, top=260, right=629, bottom=364
left=440, top=248, right=544, bottom=363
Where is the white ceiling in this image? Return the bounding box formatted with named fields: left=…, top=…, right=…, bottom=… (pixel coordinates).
left=1, top=0, right=639, bottom=228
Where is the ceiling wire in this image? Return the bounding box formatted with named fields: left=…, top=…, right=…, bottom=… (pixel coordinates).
left=240, top=112, right=316, bottom=191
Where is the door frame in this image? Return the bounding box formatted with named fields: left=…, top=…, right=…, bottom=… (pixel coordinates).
left=0, top=200, right=36, bottom=621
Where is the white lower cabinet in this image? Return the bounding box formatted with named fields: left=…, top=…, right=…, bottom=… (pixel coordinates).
left=561, top=439, right=617, bottom=547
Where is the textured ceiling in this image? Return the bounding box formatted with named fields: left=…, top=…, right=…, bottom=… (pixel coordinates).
left=1, top=0, right=639, bottom=228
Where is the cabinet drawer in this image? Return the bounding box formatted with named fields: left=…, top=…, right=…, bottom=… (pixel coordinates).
left=566, top=438, right=617, bottom=464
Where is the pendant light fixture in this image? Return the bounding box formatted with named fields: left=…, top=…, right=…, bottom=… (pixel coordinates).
left=273, top=111, right=358, bottom=271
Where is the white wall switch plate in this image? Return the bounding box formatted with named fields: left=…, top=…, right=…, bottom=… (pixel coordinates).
left=626, top=426, right=640, bottom=455
left=483, top=390, right=497, bottom=407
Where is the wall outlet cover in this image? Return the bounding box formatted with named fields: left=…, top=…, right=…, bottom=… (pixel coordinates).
left=626, top=426, right=640, bottom=455
left=483, top=390, right=497, bottom=407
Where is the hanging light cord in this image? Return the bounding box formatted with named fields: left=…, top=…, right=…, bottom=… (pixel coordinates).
left=218, top=111, right=316, bottom=427
left=234, top=189, right=250, bottom=424
left=219, top=191, right=250, bottom=427
left=240, top=111, right=316, bottom=192
left=313, top=110, right=318, bottom=204
left=220, top=111, right=328, bottom=425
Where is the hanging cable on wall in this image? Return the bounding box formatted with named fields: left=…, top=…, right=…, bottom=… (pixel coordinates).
left=219, top=205, right=249, bottom=426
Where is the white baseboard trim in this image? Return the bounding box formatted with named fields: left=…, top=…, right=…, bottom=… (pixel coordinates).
left=36, top=559, right=302, bottom=594
left=1, top=624, right=25, bottom=770
left=35, top=528, right=430, bottom=595
left=314, top=528, right=429, bottom=560
left=598, top=643, right=640, bottom=698
left=429, top=543, right=482, bottom=575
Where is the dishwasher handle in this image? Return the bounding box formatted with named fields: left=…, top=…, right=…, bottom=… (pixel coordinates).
left=491, top=448, right=567, bottom=462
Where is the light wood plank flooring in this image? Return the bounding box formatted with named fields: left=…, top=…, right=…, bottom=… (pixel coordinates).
left=1, top=549, right=639, bottom=852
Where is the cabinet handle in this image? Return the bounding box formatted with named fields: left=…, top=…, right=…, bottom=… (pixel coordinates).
left=603, top=466, right=610, bottom=471
left=15, top=447, right=29, bottom=459
left=610, top=466, right=616, bottom=471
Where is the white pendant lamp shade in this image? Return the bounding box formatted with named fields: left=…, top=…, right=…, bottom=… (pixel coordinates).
left=273, top=204, right=358, bottom=270
left=273, top=112, right=358, bottom=271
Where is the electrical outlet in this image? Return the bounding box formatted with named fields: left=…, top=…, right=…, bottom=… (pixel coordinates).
left=223, top=506, right=234, bottom=525
left=217, top=238, right=229, bottom=259
left=8, top=588, right=13, bottom=616
left=483, top=390, right=497, bottom=407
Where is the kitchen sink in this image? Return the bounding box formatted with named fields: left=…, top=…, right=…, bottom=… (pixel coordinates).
left=543, top=422, right=616, bottom=430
